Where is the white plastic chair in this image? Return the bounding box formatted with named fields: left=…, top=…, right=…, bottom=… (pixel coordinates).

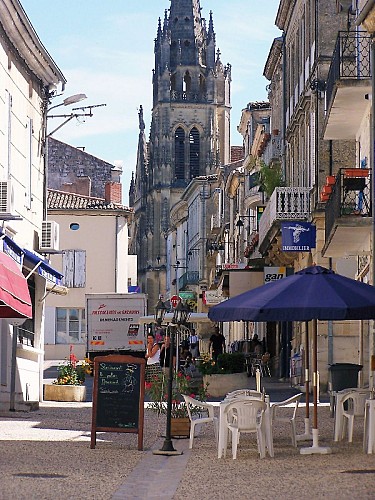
left=333, top=388, right=369, bottom=441
left=270, top=393, right=303, bottom=447
left=223, top=399, right=267, bottom=459
left=182, top=394, right=218, bottom=449
left=340, top=389, right=371, bottom=442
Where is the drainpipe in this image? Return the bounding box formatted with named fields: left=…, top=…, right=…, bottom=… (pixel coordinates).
left=115, top=215, right=119, bottom=292
left=371, top=33, right=375, bottom=390
left=10, top=326, right=18, bottom=411
left=282, top=32, right=287, bottom=181
left=328, top=141, right=333, bottom=366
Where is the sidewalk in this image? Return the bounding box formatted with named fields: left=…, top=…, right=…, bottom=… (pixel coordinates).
left=1, top=377, right=374, bottom=499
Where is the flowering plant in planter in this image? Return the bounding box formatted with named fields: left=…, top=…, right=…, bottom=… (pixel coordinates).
left=198, top=352, right=246, bottom=375
left=145, top=371, right=209, bottom=418
left=54, top=346, right=90, bottom=386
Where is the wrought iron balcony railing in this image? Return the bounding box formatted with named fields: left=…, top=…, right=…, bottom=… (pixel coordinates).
left=259, top=187, right=311, bottom=250
left=325, top=168, right=371, bottom=242
left=179, top=271, right=199, bottom=290
left=326, top=31, right=371, bottom=112
left=18, top=327, right=35, bottom=348
left=170, top=90, right=208, bottom=103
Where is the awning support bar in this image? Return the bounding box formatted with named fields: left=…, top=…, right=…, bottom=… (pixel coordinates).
left=25, top=261, right=42, bottom=280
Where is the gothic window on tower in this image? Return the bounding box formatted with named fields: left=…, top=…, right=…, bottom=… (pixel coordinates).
left=183, top=71, right=191, bottom=94
left=171, top=73, right=176, bottom=92
left=199, top=74, right=206, bottom=95
left=189, top=128, right=200, bottom=179
left=175, top=127, right=185, bottom=180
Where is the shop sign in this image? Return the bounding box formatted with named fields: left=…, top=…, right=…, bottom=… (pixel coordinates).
left=221, top=263, right=248, bottom=270
left=281, top=222, right=316, bottom=251
left=203, top=290, right=222, bottom=305
left=264, top=266, right=286, bottom=283
left=179, top=291, right=196, bottom=300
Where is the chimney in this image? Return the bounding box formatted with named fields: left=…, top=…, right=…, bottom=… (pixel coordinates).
left=105, top=181, right=122, bottom=204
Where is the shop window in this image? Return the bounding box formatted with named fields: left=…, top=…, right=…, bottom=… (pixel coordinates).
left=56, top=308, right=86, bottom=344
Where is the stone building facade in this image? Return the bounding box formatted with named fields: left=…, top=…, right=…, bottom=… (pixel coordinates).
left=129, top=0, right=231, bottom=309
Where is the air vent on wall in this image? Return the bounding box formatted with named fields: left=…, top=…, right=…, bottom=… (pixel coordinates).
left=0, top=180, right=14, bottom=214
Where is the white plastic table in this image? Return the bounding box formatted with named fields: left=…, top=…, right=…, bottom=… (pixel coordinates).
left=363, top=399, right=375, bottom=454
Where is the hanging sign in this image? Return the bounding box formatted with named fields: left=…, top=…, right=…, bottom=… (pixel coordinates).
left=281, top=222, right=316, bottom=251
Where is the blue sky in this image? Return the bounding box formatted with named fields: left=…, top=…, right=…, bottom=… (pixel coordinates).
left=21, top=0, right=280, bottom=205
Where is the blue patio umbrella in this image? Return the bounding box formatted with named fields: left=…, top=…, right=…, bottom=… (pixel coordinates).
left=208, top=265, right=375, bottom=323
left=208, top=265, right=375, bottom=454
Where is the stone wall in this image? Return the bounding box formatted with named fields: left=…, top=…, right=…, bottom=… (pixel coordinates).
left=48, top=137, right=114, bottom=199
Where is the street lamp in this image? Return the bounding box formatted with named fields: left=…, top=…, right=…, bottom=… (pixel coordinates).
left=153, top=300, right=190, bottom=456
left=154, top=298, right=167, bottom=326
left=43, top=93, right=87, bottom=220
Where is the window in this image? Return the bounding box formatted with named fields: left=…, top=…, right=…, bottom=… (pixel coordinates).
left=56, top=308, right=86, bottom=344
left=189, top=127, right=200, bottom=178
left=174, top=127, right=185, bottom=180
left=70, top=223, right=80, bottom=231
left=62, top=250, right=86, bottom=287
left=25, top=118, right=32, bottom=209
left=183, top=71, right=191, bottom=92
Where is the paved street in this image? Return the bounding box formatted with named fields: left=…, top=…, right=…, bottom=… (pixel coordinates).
left=1, top=372, right=374, bottom=499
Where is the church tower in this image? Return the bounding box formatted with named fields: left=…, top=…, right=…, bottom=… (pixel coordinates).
left=130, top=0, right=231, bottom=309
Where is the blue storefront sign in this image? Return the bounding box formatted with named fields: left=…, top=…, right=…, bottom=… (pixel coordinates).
left=2, top=238, right=24, bottom=266
left=281, top=222, right=316, bottom=251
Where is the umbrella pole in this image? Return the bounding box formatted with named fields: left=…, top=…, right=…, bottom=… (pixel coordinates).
left=296, top=321, right=312, bottom=442
left=300, top=319, right=331, bottom=455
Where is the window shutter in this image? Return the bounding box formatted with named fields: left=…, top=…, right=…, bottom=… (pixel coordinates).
left=62, top=250, right=75, bottom=287
left=74, top=250, right=86, bottom=287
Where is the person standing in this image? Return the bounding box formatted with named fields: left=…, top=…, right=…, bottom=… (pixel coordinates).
left=145, top=334, right=161, bottom=382
left=209, top=326, right=226, bottom=361
left=188, top=328, right=200, bottom=361
left=159, top=335, right=176, bottom=375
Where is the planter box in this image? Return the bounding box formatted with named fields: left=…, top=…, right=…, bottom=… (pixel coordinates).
left=44, top=384, right=86, bottom=402
left=203, top=372, right=248, bottom=398
left=344, top=168, right=369, bottom=178
left=322, top=185, right=332, bottom=195
left=171, top=417, right=190, bottom=438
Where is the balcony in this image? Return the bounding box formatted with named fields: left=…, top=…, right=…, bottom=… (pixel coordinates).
left=179, top=271, right=199, bottom=290
left=170, top=90, right=208, bottom=103
left=324, top=31, right=371, bottom=140
left=322, top=168, right=372, bottom=258
left=258, top=187, right=311, bottom=254
left=262, top=134, right=282, bottom=166
left=18, top=327, right=35, bottom=348
left=210, top=214, right=221, bottom=234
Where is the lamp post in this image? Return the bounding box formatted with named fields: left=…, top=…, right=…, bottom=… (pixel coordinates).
left=43, top=93, right=107, bottom=220
left=153, top=300, right=190, bottom=456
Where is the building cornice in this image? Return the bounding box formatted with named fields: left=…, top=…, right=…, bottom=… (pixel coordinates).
left=0, top=0, right=66, bottom=87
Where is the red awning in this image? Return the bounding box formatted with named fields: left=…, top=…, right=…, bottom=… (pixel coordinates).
left=0, top=252, right=32, bottom=319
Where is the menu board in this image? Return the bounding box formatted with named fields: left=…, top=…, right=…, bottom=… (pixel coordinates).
left=91, top=355, right=145, bottom=450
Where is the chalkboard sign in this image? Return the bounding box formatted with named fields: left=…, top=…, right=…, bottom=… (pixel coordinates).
left=91, top=355, right=145, bottom=450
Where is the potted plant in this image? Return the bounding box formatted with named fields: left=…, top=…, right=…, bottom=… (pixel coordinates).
left=44, top=346, right=90, bottom=402
left=258, top=160, right=284, bottom=198
left=145, top=371, right=209, bottom=437
left=198, top=352, right=248, bottom=397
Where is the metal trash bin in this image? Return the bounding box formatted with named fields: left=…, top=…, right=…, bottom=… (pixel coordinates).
left=328, top=363, right=363, bottom=415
